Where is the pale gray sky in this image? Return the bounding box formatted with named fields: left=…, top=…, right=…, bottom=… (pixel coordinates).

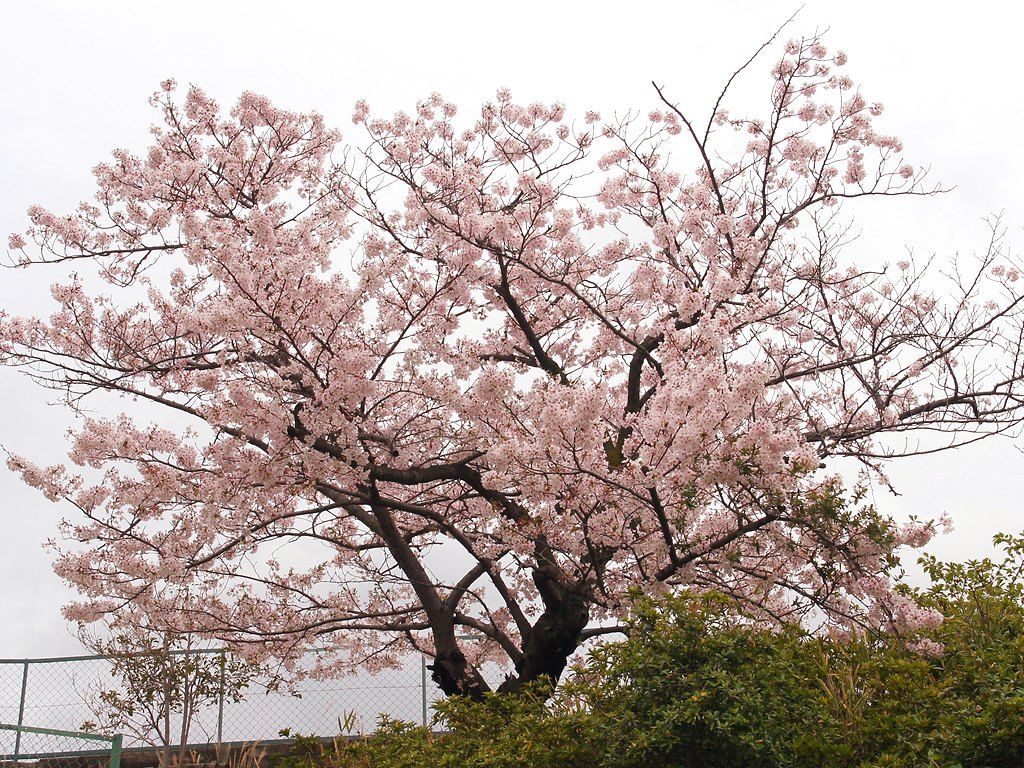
left=1, top=0, right=1022, bottom=657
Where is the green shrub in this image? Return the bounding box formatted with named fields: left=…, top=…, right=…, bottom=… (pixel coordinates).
left=272, top=686, right=599, bottom=768
left=571, top=534, right=1024, bottom=768
left=911, top=532, right=1024, bottom=766
left=272, top=533, right=1024, bottom=768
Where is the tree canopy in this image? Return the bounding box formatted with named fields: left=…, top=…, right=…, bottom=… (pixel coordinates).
left=4, top=33, right=1024, bottom=698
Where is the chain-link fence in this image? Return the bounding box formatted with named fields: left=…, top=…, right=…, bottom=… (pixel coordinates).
left=1, top=648, right=498, bottom=758
left=0, top=724, right=122, bottom=768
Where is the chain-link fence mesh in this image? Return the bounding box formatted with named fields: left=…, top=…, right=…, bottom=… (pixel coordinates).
left=1, top=650, right=505, bottom=755
left=4, top=658, right=121, bottom=740
left=0, top=724, right=121, bottom=768
left=0, top=666, right=24, bottom=728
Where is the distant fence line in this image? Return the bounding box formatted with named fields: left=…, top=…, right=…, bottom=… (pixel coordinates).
left=1, top=646, right=484, bottom=759
left=0, top=723, right=122, bottom=768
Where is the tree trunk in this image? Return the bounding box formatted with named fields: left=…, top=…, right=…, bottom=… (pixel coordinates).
left=428, top=644, right=490, bottom=700
left=497, top=565, right=590, bottom=695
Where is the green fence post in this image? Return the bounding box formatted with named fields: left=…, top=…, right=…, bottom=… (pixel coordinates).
left=14, top=660, right=28, bottom=759
left=109, top=733, right=123, bottom=768
left=420, top=655, right=427, bottom=727
left=217, top=649, right=226, bottom=745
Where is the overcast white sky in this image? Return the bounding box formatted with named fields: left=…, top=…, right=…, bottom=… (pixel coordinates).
left=1, top=0, right=1022, bottom=658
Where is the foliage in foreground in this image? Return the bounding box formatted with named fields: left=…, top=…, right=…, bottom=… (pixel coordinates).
left=273, top=534, right=1024, bottom=768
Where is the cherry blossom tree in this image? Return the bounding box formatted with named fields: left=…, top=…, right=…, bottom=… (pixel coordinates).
left=4, top=33, right=1024, bottom=700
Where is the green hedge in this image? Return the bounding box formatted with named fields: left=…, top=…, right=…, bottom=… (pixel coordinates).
left=274, top=534, right=1024, bottom=768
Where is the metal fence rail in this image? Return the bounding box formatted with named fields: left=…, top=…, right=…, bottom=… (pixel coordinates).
left=1, top=648, right=492, bottom=752
left=0, top=723, right=122, bottom=768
